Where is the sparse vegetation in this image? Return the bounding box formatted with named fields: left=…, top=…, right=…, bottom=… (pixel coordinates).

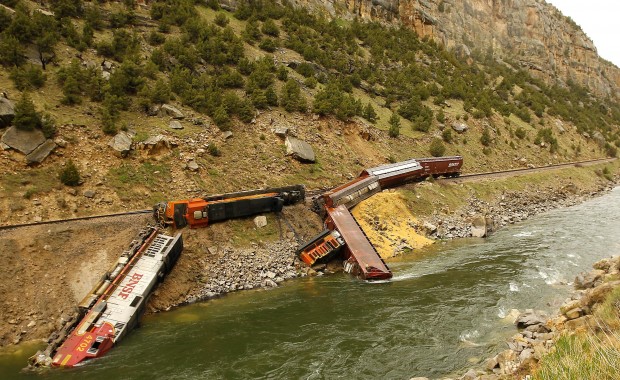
left=429, top=138, right=446, bottom=157
left=388, top=113, right=400, bottom=138
left=59, top=160, right=81, bottom=186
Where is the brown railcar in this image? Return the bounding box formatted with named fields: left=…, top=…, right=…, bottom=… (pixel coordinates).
left=417, top=156, right=463, bottom=178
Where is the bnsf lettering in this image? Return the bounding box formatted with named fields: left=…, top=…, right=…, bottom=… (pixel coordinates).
left=75, top=334, right=93, bottom=352
left=118, top=273, right=144, bottom=300
left=448, top=162, right=459, bottom=167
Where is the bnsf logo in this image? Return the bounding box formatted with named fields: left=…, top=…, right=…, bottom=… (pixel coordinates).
left=448, top=162, right=459, bottom=167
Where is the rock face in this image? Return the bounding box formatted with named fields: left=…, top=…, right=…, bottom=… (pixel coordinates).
left=285, top=136, right=316, bottom=162
left=0, top=97, right=15, bottom=127
left=288, top=0, right=620, bottom=98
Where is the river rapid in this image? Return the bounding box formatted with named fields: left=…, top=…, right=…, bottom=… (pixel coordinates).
left=2, top=187, right=620, bottom=380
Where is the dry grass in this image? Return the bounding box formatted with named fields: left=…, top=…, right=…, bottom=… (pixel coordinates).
left=533, top=287, right=620, bottom=380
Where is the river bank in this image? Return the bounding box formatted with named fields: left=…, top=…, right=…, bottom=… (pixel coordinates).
left=435, top=253, right=620, bottom=380
left=2, top=167, right=620, bottom=379
left=0, top=162, right=617, bottom=361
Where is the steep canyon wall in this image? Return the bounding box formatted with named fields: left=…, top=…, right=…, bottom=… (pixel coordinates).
left=287, top=0, right=620, bottom=98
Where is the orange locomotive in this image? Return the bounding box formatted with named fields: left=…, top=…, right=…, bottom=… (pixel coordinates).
left=154, top=185, right=305, bottom=229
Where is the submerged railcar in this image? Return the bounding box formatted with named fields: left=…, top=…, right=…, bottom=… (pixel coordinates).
left=29, top=227, right=183, bottom=368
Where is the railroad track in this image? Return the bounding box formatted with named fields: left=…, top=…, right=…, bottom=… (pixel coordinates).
left=1, top=158, right=614, bottom=231
left=0, top=209, right=152, bottom=231
left=438, top=157, right=616, bottom=184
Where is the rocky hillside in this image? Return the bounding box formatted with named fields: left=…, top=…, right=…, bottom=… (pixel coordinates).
left=287, top=0, right=620, bottom=98
left=0, top=0, right=619, bottom=226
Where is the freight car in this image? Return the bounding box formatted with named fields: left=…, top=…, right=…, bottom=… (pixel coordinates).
left=416, top=156, right=463, bottom=178
left=154, top=185, right=305, bottom=229
left=29, top=227, right=183, bottom=368
left=325, top=206, right=391, bottom=280
left=359, top=158, right=423, bottom=188
left=302, top=156, right=463, bottom=281
left=314, top=156, right=462, bottom=214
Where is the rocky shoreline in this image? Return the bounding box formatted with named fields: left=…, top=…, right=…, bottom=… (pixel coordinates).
left=168, top=177, right=620, bottom=310
left=171, top=177, right=620, bottom=380
left=421, top=180, right=619, bottom=241
left=423, top=254, right=620, bottom=380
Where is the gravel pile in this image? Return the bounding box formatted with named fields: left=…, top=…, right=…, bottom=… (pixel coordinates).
left=186, top=240, right=301, bottom=303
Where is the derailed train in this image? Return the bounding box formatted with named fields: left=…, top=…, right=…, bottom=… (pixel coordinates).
left=300, top=156, right=463, bottom=280
left=313, top=156, right=463, bottom=214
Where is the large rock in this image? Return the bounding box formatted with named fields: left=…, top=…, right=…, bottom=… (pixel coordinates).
left=285, top=136, right=315, bottom=162
left=592, top=131, right=606, bottom=146
left=515, top=310, right=547, bottom=329
left=254, top=215, right=267, bottom=228
left=26, top=139, right=56, bottom=165
left=470, top=215, right=487, bottom=238
left=107, top=131, right=134, bottom=157
left=0, top=97, right=15, bottom=127
left=451, top=122, right=469, bottom=133
left=583, top=281, right=620, bottom=307
left=169, top=120, right=184, bottom=130
left=1, top=126, right=46, bottom=154
left=138, top=134, right=174, bottom=155
left=574, top=269, right=605, bottom=290
left=160, top=104, right=185, bottom=119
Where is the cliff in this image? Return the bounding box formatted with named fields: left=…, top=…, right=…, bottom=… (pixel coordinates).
left=287, top=0, right=620, bottom=98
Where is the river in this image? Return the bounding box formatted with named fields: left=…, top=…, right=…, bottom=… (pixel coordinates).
left=2, top=187, right=620, bottom=379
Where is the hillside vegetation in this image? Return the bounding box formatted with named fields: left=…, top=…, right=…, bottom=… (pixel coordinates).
left=0, top=0, right=619, bottom=223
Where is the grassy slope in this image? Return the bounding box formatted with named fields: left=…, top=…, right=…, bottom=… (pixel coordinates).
left=0, top=1, right=616, bottom=225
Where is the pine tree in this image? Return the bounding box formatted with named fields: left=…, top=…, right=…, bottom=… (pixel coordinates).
left=429, top=138, right=446, bottom=157
left=363, top=102, right=377, bottom=123
left=59, top=160, right=81, bottom=187
left=13, top=93, right=42, bottom=131
left=388, top=113, right=400, bottom=138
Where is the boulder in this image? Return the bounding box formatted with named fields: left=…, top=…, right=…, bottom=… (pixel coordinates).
left=83, top=190, right=96, bottom=198
left=223, top=131, right=233, bottom=139
left=574, top=269, right=605, bottom=290
left=160, top=104, right=185, bottom=119
left=169, top=120, right=184, bottom=130
left=274, top=127, right=289, bottom=137
left=107, top=131, right=134, bottom=157
left=564, top=308, right=583, bottom=320
left=139, top=134, right=174, bottom=155
left=26, top=139, right=57, bottom=165
left=285, top=136, right=315, bottom=162
left=583, top=281, right=620, bottom=307
left=147, top=104, right=161, bottom=116
left=470, top=215, right=487, bottom=238
left=0, top=97, right=15, bottom=127
left=592, top=131, right=606, bottom=146
left=515, top=310, right=547, bottom=329
left=186, top=160, right=199, bottom=171
left=451, top=122, right=469, bottom=133
left=254, top=215, right=267, bottom=228
left=422, top=222, right=437, bottom=234
left=1, top=126, right=46, bottom=154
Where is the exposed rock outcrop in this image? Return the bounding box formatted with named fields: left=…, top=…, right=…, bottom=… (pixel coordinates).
left=287, top=0, right=620, bottom=98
